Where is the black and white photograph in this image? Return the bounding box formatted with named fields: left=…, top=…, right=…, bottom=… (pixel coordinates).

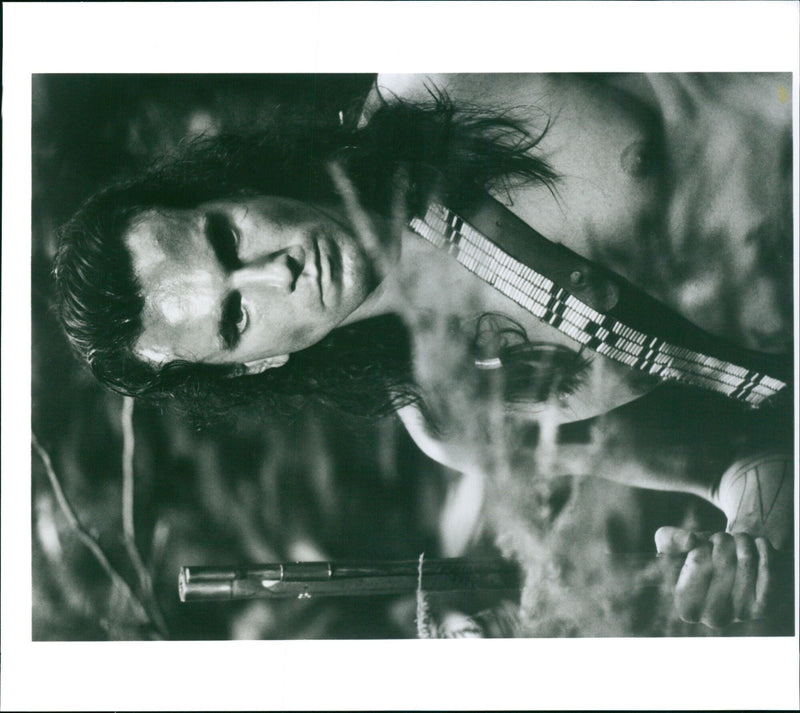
left=4, top=2, right=799, bottom=710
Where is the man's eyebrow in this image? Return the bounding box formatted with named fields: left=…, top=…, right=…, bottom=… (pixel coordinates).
left=205, top=212, right=240, bottom=271
left=219, top=290, right=242, bottom=350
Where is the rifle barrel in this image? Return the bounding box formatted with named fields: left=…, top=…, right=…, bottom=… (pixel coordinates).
left=179, top=558, right=521, bottom=602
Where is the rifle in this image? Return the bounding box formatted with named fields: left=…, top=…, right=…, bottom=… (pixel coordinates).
left=179, top=557, right=521, bottom=602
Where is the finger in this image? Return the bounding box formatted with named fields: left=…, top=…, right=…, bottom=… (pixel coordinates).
left=731, top=533, right=758, bottom=621
left=655, top=526, right=704, bottom=555
left=751, top=537, right=773, bottom=619
left=700, top=533, right=737, bottom=629
left=655, top=527, right=704, bottom=590
left=674, top=542, right=713, bottom=623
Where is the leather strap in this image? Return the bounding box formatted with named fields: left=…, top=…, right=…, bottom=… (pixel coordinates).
left=460, top=195, right=791, bottom=383
left=409, top=197, right=789, bottom=406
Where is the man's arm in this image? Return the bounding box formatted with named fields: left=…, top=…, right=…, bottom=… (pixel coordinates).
left=397, top=404, right=486, bottom=557
left=398, top=392, right=794, bottom=631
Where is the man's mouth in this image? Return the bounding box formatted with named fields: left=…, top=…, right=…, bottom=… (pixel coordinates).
left=320, top=232, right=343, bottom=300
left=312, top=234, right=324, bottom=305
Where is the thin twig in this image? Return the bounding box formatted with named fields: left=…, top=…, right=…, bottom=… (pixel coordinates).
left=31, top=432, right=152, bottom=628
left=119, top=398, right=170, bottom=637
left=328, top=161, right=394, bottom=279
left=121, top=396, right=136, bottom=541
left=388, top=165, right=412, bottom=266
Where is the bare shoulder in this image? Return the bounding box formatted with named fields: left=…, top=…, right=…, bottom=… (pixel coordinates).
left=358, top=73, right=556, bottom=128
left=373, top=73, right=554, bottom=108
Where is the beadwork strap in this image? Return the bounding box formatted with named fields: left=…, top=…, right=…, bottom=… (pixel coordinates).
left=409, top=202, right=788, bottom=407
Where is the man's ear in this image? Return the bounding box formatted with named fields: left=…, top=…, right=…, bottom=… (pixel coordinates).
left=242, top=354, right=289, bottom=374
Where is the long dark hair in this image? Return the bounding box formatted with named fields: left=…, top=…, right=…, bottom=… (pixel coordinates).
left=54, top=90, right=557, bottom=421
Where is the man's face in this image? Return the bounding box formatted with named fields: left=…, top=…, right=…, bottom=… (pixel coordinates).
left=125, top=196, right=377, bottom=366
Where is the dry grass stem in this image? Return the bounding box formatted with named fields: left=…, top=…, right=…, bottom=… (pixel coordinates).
left=415, top=553, right=434, bottom=638
left=119, top=397, right=169, bottom=636
left=31, top=432, right=154, bottom=630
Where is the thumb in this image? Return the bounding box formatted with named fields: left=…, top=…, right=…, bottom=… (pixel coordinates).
left=655, top=526, right=705, bottom=555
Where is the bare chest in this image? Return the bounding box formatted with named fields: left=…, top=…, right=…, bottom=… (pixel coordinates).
left=378, top=73, right=668, bottom=290
left=491, top=75, right=667, bottom=288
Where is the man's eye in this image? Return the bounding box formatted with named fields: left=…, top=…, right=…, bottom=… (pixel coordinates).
left=206, top=212, right=240, bottom=270
left=235, top=302, right=249, bottom=335
left=220, top=290, right=248, bottom=349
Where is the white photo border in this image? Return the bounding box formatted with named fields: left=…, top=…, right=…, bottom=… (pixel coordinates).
left=3, top=2, right=799, bottom=710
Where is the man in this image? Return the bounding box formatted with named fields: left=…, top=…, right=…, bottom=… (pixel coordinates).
left=55, top=74, right=793, bottom=632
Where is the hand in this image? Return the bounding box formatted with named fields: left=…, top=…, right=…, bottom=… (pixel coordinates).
left=655, top=526, right=776, bottom=629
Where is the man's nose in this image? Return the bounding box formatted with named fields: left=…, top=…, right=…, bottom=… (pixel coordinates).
left=231, top=246, right=306, bottom=292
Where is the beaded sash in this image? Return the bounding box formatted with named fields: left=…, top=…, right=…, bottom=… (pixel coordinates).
left=409, top=202, right=788, bottom=407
